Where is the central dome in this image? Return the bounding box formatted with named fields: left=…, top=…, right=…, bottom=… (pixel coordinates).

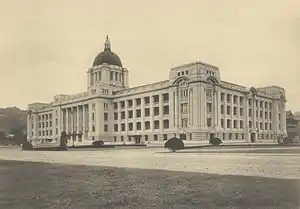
left=93, top=35, right=122, bottom=67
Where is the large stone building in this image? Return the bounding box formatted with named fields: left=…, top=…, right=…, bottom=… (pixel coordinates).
left=27, top=36, right=287, bottom=145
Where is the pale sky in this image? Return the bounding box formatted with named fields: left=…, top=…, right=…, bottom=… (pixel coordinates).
left=0, top=0, right=299, bottom=111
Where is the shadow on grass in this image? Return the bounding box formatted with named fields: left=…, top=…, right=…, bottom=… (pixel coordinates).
left=0, top=160, right=298, bottom=209
left=157, top=144, right=300, bottom=154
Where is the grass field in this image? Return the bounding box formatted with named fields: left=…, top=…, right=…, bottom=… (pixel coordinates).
left=0, top=160, right=299, bottom=209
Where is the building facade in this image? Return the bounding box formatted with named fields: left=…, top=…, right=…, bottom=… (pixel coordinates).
left=27, top=36, right=287, bottom=145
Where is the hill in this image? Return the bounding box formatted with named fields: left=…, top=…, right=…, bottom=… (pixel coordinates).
left=0, top=107, right=27, bottom=135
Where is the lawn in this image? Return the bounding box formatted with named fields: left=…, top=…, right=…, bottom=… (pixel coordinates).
left=0, top=160, right=298, bottom=209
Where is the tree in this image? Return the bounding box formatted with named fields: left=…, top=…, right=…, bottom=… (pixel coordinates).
left=209, top=138, right=222, bottom=146
left=164, top=137, right=184, bottom=152
left=0, top=131, right=6, bottom=145
left=9, top=127, right=25, bottom=144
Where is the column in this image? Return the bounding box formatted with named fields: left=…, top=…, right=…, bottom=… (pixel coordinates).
left=159, top=94, right=164, bottom=133
left=252, top=96, right=256, bottom=129
left=243, top=95, right=248, bottom=141
left=188, top=88, right=193, bottom=126
left=150, top=96, right=154, bottom=131
left=213, top=88, right=218, bottom=129
left=169, top=88, right=175, bottom=130
left=66, top=108, right=69, bottom=133
left=141, top=98, right=145, bottom=131
left=174, top=87, right=179, bottom=131
left=82, top=105, right=86, bottom=134
left=27, top=113, right=32, bottom=140
left=133, top=99, right=137, bottom=131
left=76, top=106, right=80, bottom=133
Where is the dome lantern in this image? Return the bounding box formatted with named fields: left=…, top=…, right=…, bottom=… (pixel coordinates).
left=93, top=35, right=122, bottom=67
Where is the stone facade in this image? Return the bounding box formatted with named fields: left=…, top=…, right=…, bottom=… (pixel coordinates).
left=27, top=37, right=287, bottom=145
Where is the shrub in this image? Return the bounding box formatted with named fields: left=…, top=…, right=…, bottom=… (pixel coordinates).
left=22, top=141, right=33, bottom=150
left=283, top=137, right=292, bottom=144
left=164, top=137, right=184, bottom=152
left=92, top=140, right=104, bottom=147
left=209, top=138, right=222, bottom=146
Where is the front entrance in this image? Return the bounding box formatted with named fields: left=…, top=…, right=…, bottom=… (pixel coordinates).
left=179, top=134, right=186, bottom=140
left=250, top=132, right=256, bottom=142
left=210, top=133, right=215, bottom=139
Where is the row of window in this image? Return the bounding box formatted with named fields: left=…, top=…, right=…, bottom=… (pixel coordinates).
left=38, top=114, right=52, bottom=121
left=218, top=105, right=273, bottom=119
left=177, top=70, right=189, bottom=77
left=113, top=120, right=170, bottom=132
left=220, top=93, right=273, bottom=109
left=112, top=106, right=170, bottom=120
left=218, top=118, right=274, bottom=130
left=113, top=94, right=169, bottom=109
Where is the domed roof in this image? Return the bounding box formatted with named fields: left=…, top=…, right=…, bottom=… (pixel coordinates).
left=93, top=36, right=122, bottom=67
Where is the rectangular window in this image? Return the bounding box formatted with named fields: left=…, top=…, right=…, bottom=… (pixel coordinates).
left=136, top=109, right=141, bottom=118
left=233, top=120, right=237, bottom=129
left=233, top=107, right=237, bottom=116
left=145, top=121, right=150, bottom=130
left=128, top=123, right=133, bottom=131
left=240, top=108, right=243, bottom=116
left=227, top=106, right=231, bottom=115
left=145, top=108, right=150, bottom=117
left=114, top=112, right=118, bottom=120
left=181, top=118, right=188, bottom=128
left=120, top=101, right=125, bottom=108
left=121, top=111, right=125, bottom=119
left=113, top=102, right=118, bottom=109
left=163, top=106, right=169, bottom=115
left=114, top=124, right=118, bottom=132
left=181, top=103, right=188, bottom=114
left=127, top=100, right=133, bottom=107
left=154, top=107, right=159, bottom=116
left=163, top=120, right=169, bottom=129
left=154, top=120, right=160, bottom=129
left=163, top=93, right=169, bottom=103
left=221, top=119, right=224, bottom=128
left=207, top=103, right=212, bottom=113
left=104, top=125, right=108, bottom=132
left=153, top=95, right=159, bottom=103
left=207, top=118, right=212, bottom=127
left=128, top=110, right=133, bottom=118
left=110, top=71, right=114, bottom=80
left=104, top=113, right=108, bottom=121
left=136, top=122, right=141, bottom=130
left=240, top=120, right=244, bottom=129
left=144, top=97, right=150, bottom=105
left=135, top=98, right=141, bottom=106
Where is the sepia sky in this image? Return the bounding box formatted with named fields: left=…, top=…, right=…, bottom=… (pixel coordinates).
left=0, top=0, right=299, bottom=111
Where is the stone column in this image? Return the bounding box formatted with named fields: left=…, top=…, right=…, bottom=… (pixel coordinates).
left=174, top=87, right=179, bottom=132
left=159, top=94, right=164, bottom=133
left=169, top=88, right=175, bottom=130
left=82, top=105, right=86, bottom=134
left=66, top=108, right=69, bottom=133
left=141, top=98, right=145, bottom=131
left=76, top=106, right=80, bottom=133
left=27, top=113, right=32, bottom=141
left=150, top=96, right=154, bottom=131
